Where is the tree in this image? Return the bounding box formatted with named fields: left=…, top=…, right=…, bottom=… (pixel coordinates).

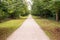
left=0, top=0, right=29, bottom=22
left=54, top=1, right=60, bottom=21
left=32, top=0, right=60, bottom=21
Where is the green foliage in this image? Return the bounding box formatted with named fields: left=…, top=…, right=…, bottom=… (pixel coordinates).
left=32, top=0, right=60, bottom=20
left=0, top=9, right=5, bottom=20
left=0, top=0, right=29, bottom=22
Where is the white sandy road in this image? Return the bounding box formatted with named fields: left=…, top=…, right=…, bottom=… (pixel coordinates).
left=7, top=15, right=50, bottom=40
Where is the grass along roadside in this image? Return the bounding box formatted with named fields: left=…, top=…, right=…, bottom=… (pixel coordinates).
left=0, top=16, right=27, bottom=40
left=33, top=16, right=60, bottom=40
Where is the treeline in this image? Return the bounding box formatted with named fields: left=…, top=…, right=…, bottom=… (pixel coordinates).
left=0, top=0, right=29, bottom=22
left=32, top=0, right=60, bottom=21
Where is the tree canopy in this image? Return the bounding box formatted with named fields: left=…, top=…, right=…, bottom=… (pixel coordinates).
left=0, top=0, right=29, bottom=21
left=32, top=0, right=60, bottom=21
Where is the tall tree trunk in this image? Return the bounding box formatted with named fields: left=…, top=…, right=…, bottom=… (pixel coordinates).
left=56, top=13, right=59, bottom=21
left=56, top=10, right=59, bottom=22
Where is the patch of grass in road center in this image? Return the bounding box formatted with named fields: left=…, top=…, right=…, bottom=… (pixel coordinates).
left=33, top=16, right=60, bottom=40
left=0, top=16, right=27, bottom=40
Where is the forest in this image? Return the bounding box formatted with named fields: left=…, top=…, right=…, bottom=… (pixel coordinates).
left=32, top=0, right=60, bottom=22
left=0, top=0, right=60, bottom=22
left=0, top=0, right=29, bottom=22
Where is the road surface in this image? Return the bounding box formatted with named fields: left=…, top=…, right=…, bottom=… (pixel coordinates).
left=7, top=15, right=50, bottom=40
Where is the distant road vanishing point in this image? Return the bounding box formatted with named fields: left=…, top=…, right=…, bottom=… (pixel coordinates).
left=7, top=15, right=50, bottom=40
